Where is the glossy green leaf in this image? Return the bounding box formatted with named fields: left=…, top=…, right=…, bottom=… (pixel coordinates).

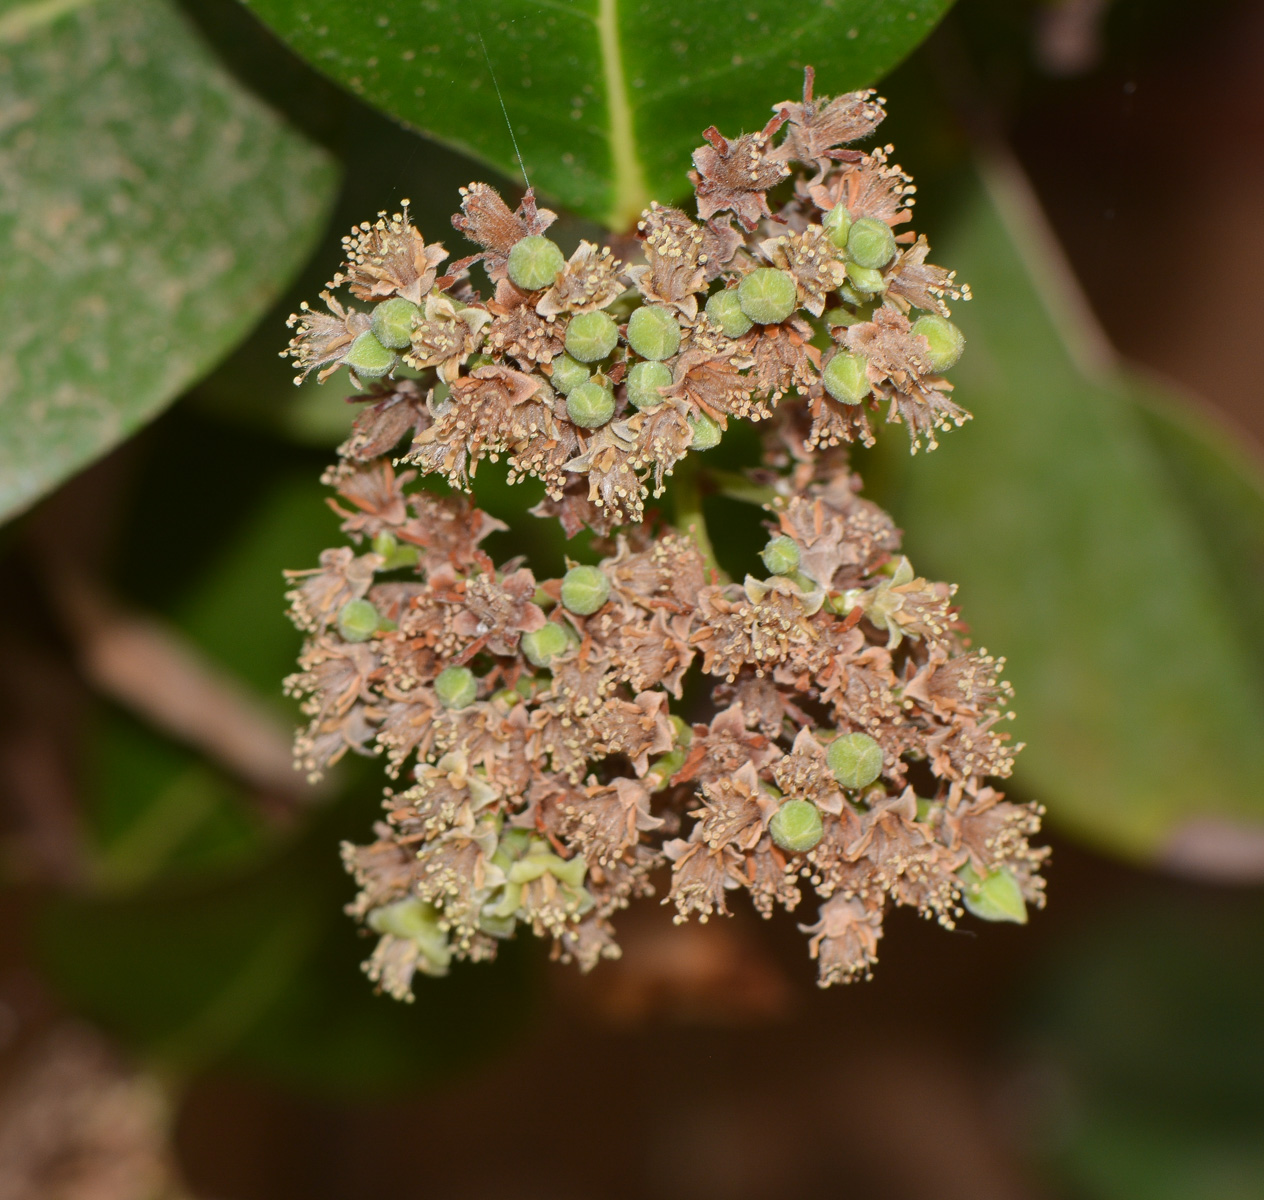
left=238, top=0, right=952, bottom=228
left=864, top=157, right=1264, bottom=862
left=0, top=0, right=338, bottom=523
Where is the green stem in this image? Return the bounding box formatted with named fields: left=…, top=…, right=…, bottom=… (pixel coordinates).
left=672, top=455, right=723, bottom=580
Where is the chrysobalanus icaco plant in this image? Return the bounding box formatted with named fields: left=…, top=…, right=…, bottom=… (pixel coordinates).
left=282, top=70, right=1047, bottom=1000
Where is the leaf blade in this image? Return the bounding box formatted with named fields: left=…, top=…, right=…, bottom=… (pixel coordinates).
left=237, top=0, right=952, bottom=226
left=0, top=0, right=339, bottom=521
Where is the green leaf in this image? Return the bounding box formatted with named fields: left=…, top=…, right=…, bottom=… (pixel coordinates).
left=0, top=0, right=339, bottom=523
left=238, top=0, right=952, bottom=228
left=863, top=157, right=1264, bottom=862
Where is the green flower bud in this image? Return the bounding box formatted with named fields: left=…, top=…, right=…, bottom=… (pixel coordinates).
left=367, top=898, right=452, bottom=975
left=958, top=863, right=1028, bottom=925
left=827, top=731, right=884, bottom=788
left=434, top=665, right=478, bottom=710
left=769, top=799, right=824, bottom=853
left=566, top=377, right=615, bottom=428
left=343, top=331, right=397, bottom=379
left=337, top=598, right=380, bottom=642
left=761, top=535, right=800, bottom=576
left=370, top=297, right=420, bottom=350
left=371, top=530, right=420, bottom=570
left=823, top=352, right=872, bottom=405
left=687, top=411, right=722, bottom=450
left=626, top=360, right=673, bottom=410
left=549, top=352, right=590, bottom=395
left=521, top=621, right=571, bottom=667
left=847, top=216, right=897, bottom=269
left=912, top=315, right=966, bottom=373
left=564, top=310, right=619, bottom=363
left=845, top=262, right=886, bottom=294
left=560, top=564, right=610, bottom=615
left=506, top=235, right=566, bottom=292
left=626, top=305, right=681, bottom=361
left=824, top=202, right=853, bottom=249
left=824, top=306, right=861, bottom=328
left=738, top=268, right=798, bottom=325
left=705, top=288, right=754, bottom=337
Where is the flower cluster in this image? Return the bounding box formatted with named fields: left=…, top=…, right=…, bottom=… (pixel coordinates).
left=283, top=70, right=1045, bottom=999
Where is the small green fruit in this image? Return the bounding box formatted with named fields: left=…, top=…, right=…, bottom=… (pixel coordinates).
left=564, top=310, right=619, bottom=363
left=738, top=268, right=798, bottom=325
left=560, top=564, right=610, bottom=615
left=343, top=331, right=396, bottom=379
left=845, top=262, right=886, bottom=294
left=958, top=864, right=1028, bottom=925
left=550, top=353, right=590, bottom=395
left=521, top=622, right=571, bottom=667
left=761, top=535, right=800, bottom=576
left=824, top=202, right=853, bottom=249
left=507, top=235, right=565, bottom=292
left=337, top=598, right=381, bottom=642
left=370, top=297, right=420, bottom=350
left=827, top=731, right=883, bottom=788
left=687, top=411, right=722, bottom=450
left=823, top=352, right=872, bottom=405
left=769, top=799, right=824, bottom=853
left=912, top=315, right=966, bottom=373
left=847, top=217, right=897, bottom=269
left=626, top=305, right=681, bottom=361
left=626, top=360, right=673, bottom=410
left=705, top=288, right=754, bottom=337
left=566, top=378, right=615, bottom=428
left=434, top=665, right=478, bottom=710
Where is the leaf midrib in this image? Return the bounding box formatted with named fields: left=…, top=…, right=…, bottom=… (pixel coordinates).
left=596, top=0, right=649, bottom=229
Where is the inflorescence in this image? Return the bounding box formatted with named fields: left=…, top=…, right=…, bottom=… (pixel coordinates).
left=282, top=70, right=1046, bottom=999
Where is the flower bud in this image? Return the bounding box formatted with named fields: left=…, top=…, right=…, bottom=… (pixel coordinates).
left=823, top=351, right=872, bottom=405
left=626, top=360, right=673, bottom=410
left=521, top=621, right=571, bottom=667
left=847, top=216, right=896, bottom=269
left=761, top=535, right=800, bottom=576
left=845, top=262, right=886, bottom=294
left=343, top=331, right=397, bottom=379
left=626, top=305, right=681, bottom=361
left=958, top=864, right=1028, bottom=925
left=506, top=235, right=565, bottom=291
left=827, top=731, right=883, bottom=788
left=566, top=378, right=615, bottom=428
left=912, top=315, right=965, bottom=373
left=549, top=352, right=590, bottom=395
left=769, top=798, right=824, bottom=852
left=824, top=202, right=853, bottom=249
left=371, top=530, right=420, bottom=570
left=705, top=288, right=754, bottom=337
left=560, top=564, right=610, bottom=615
left=824, top=306, right=861, bottom=328
left=337, top=598, right=381, bottom=642
left=687, top=411, right=722, bottom=450
left=564, top=310, right=619, bottom=362
left=368, top=898, right=451, bottom=976
left=370, top=297, right=420, bottom=350
left=434, top=665, right=478, bottom=710
left=738, top=268, right=798, bottom=325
